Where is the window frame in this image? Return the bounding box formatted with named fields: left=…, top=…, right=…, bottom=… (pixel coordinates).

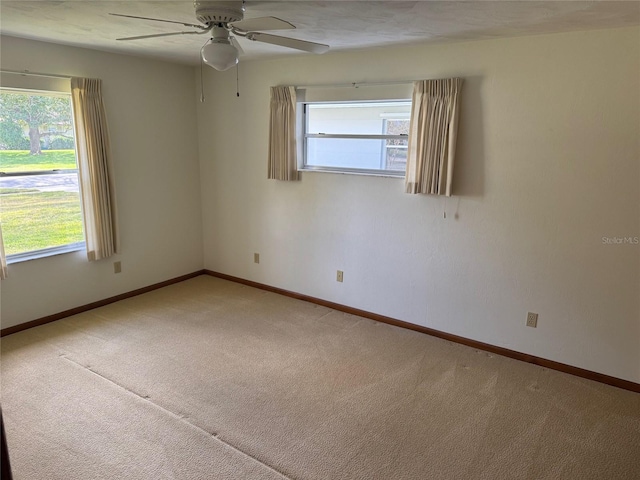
left=0, top=87, right=86, bottom=263
left=299, top=100, right=411, bottom=177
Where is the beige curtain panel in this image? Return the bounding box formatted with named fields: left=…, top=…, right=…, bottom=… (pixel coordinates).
left=268, top=86, right=299, bottom=181
left=405, top=78, right=463, bottom=196
left=0, top=227, right=7, bottom=279
left=71, top=77, right=119, bottom=261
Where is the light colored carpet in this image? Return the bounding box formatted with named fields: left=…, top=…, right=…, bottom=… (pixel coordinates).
left=1, top=275, right=639, bottom=479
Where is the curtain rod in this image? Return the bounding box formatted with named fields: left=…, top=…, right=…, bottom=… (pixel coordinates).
left=0, top=69, right=72, bottom=80
left=294, top=80, right=415, bottom=89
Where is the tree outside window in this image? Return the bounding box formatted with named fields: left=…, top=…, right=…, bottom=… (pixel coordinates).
left=0, top=89, right=84, bottom=258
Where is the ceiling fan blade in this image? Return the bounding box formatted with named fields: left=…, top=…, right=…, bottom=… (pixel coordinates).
left=231, top=16, right=295, bottom=32
left=117, top=31, right=207, bottom=41
left=230, top=36, right=245, bottom=55
left=246, top=33, right=329, bottom=54
left=109, top=13, right=206, bottom=30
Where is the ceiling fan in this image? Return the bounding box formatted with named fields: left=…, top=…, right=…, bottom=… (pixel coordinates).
left=111, top=0, right=330, bottom=71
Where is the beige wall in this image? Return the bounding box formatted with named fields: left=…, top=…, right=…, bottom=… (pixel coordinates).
left=0, top=36, right=204, bottom=328
left=1, top=27, right=638, bottom=384
left=197, top=27, right=640, bottom=382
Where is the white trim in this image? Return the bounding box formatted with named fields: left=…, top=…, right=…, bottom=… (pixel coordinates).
left=306, top=134, right=407, bottom=140
left=299, top=166, right=405, bottom=178
left=6, top=242, right=86, bottom=264
left=0, top=69, right=72, bottom=80
left=295, top=80, right=414, bottom=89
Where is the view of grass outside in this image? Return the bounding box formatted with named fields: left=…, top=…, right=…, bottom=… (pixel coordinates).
left=0, top=187, right=84, bottom=255
left=1, top=88, right=84, bottom=257
left=0, top=150, right=84, bottom=256
left=0, top=149, right=77, bottom=173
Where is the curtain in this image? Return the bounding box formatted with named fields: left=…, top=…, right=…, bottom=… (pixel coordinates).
left=0, top=227, right=7, bottom=280
left=71, top=77, right=119, bottom=261
left=405, top=78, right=463, bottom=196
left=268, top=86, right=298, bottom=181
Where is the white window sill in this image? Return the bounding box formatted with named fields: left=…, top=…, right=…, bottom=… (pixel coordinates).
left=6, top=242, right=86, bottom=265
left=299, top=167, right=405, bottom=178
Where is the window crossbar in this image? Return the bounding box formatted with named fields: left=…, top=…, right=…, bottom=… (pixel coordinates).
left=305, top=134, right=407, bottom=140
left=0, top=169, right=78, bottom=177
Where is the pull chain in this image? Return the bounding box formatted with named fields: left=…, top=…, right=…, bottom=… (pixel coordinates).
left=236, top=63, right=240, bottom=97
left=200, top=57, right=205, bottom=103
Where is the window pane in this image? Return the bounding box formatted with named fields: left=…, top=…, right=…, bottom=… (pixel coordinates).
left=0, top=89, right=84, bottom=257
left=0, top=179, right=84, bottom=255
left=385, top=140, right=408, bottom=171
left=0, top=149, right=77, bottom=173
left=306, top=137, right=407, bottom=172
left=307, top=102, right=411, bottom=135
left=385, top=119, right=410, bottom=135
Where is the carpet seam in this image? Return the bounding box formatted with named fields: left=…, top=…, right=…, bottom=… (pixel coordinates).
left=59, top=355, right=294, bottom=480
left=314, top=310, right=336, bottom=322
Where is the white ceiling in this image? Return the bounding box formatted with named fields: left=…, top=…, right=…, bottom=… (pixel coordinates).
left=1, top=1, right=639, bottom=65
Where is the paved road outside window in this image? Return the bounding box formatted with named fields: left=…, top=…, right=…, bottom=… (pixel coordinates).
left=0, top=173, right=79, bottom=193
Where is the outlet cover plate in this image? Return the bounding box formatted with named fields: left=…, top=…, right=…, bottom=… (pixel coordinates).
left=526, top=312, right=538, bottom=328
left=337, top=270, right=344, bottom=282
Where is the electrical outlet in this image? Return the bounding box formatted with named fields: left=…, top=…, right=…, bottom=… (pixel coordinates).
left=336, top=270, right=344, bottom=283
left=254, top=253, right=260, bottom=264
left=113, top=261, right=122, bottom=274
left=526, top=312, right=538, bottom=328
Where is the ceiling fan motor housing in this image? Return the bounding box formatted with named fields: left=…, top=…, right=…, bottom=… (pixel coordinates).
left=194, top=1, right=244, bottom=25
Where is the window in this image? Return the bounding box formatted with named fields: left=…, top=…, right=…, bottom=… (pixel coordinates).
left=0, top=88, right=85, bottom=262
left=301, top=101, right=411, bottom=176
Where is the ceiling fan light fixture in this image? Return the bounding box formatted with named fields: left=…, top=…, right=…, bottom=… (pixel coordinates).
left=202, top=41, right=238, bottom=71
